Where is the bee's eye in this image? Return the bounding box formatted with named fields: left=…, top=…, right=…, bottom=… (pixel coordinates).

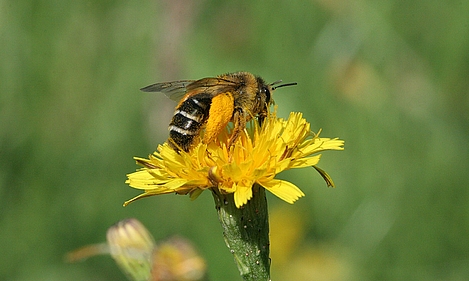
left=262, top=87, right=271, bottom=103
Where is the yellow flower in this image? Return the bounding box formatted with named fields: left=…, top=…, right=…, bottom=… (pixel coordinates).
left=125, top=111, right=344, bottom=208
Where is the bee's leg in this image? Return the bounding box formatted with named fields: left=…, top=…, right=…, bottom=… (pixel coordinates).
left=228, top=107, right=246, bottom=148
left=258, top=110, right=267, bottom=127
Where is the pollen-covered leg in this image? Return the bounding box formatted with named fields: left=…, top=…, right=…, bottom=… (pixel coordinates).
left=203, top=92, right=234, bottom=145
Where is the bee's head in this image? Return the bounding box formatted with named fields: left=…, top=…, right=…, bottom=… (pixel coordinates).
left=254, top=76, right=297, bottom=121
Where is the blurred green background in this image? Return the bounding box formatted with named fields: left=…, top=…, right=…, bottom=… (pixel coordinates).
left=1, top=0, right=469, bottom=280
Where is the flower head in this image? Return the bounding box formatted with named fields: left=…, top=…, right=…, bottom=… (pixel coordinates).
left=125, top=111, right=344, bottom=208
left=66, top=218, right=206, bottom=281
left=105, top=219, right=155, bottom=281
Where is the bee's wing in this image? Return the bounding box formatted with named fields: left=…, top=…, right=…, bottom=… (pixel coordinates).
left=140, top=80, right=195, bottom=101
left=141, top=77, right=238, bottom=101
left=186, top=77, right=237, bottom=91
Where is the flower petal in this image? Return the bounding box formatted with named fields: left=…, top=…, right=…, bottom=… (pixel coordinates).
left=260, top=179, right=305, bottom=204
left=289, top=155, right=321, bottom=169
left=234, top=183, right=253, bottom=208
left=300, top=138, right=345, bottom=156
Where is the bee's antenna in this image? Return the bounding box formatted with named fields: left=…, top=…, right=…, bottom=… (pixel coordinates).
left=269, top=80, right=283, bottom=86
left=272, top=82, right=297, bottom=90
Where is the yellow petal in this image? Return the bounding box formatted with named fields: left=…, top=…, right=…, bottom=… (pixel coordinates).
left=124, top=188, right=175, bottom=206
left=234, top=183, right=253, bottom=208
left=300, top=138, right=344, bottom=156
left=164, top=178, right=190, bottom=190
left=222, top=162, right=243, bottom=179
left=260, top=179, right=305, bottom=204
left=275, top=159, right=292, bottom=174
left=289, top=155, right=321, bottom=169
left=126, top=171, right=172, bottom=189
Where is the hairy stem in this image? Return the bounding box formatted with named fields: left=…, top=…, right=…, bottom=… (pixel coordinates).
left=212, top=184, right=270, bottom=281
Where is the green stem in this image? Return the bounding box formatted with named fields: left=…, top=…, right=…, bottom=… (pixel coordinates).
left=211, top=184, right=270, bottom=281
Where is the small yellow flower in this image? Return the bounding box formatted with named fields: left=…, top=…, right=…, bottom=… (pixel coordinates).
left=125, top=111, right=344, bottom=208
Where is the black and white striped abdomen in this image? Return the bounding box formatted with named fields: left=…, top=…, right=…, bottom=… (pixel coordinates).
left=168, top=94, right=212, bottom=152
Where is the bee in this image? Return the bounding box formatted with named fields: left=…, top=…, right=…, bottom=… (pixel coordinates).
left=141, top=71, right=297, bottom=152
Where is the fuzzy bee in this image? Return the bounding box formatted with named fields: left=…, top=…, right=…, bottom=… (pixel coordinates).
left=141, top=71, right=296, bottom=152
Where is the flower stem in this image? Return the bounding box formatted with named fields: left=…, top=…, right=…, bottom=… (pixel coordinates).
left=211, top=184, right=270, bottom=281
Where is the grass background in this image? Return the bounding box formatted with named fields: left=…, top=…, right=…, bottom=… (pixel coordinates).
left=1, top=0, right=468, bottom=280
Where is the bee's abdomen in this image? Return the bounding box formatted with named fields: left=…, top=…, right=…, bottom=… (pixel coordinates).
left=168, top=95, right=211, bottom=152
